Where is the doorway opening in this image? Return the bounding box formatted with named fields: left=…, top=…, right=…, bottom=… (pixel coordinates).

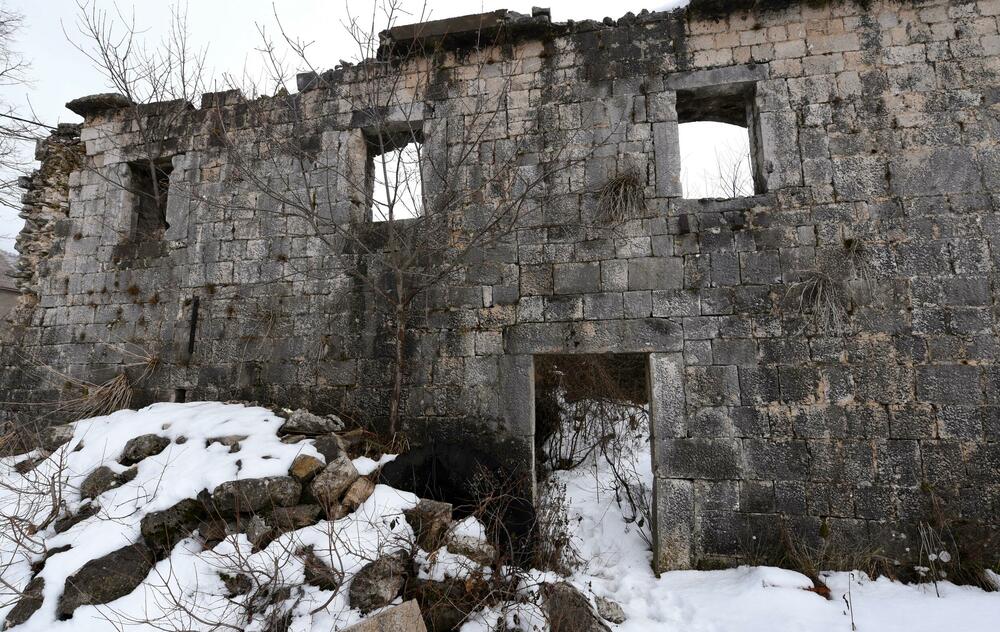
left=533, top=353, right=653, bottom=562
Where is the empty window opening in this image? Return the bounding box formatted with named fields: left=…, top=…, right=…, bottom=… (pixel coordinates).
left=677, top=84, right=765, bottom=199
left=128, top=158, right=173, bottom=240
left=367, top=131, right=423, bottom=222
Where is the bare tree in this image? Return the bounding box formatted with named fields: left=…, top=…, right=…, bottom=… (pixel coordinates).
left=65, top=0, right=603, bottom=438
left=0, top=5, right=53, bottom=215
left=67, top=0, right=207, bottom=241
left=215, top=1, right=588, bottom=436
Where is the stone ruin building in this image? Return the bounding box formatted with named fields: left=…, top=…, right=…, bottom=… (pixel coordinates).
left=2, top=0, right=1000, bottom=572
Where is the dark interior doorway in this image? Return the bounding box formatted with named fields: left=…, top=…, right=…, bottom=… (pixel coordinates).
left=533, top=353, right=650, bottom=473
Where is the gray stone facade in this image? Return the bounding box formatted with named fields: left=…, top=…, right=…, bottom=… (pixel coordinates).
left=3, top=0, right=1000, bottom=571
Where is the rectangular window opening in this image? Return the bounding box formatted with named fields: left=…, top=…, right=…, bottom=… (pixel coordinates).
left=677, top=84, right=766, bottom=200
left=366, top=130, right=423, bottom=223
left=128, top=158, right=174, bottom=240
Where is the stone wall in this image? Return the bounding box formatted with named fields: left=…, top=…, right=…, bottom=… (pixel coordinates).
left=3, top=0, right=1000, bottom=570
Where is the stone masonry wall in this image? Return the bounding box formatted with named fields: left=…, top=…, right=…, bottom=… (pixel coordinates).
left=2, top=0, right=1000, bottom=571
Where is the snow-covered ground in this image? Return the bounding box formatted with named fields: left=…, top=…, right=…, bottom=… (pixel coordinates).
left=553, top=436, right=1000, bottom=632
left=0, top=402, right=997, bottom=631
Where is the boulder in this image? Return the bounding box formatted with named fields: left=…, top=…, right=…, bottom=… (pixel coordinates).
left=4, top=576, right=44, bottom=628
left=244, top=514, right=276, bottom=551
left=541, top=582, right=610, bottom=632
left=342, top=477, right=376, bottom=512
left=310, top=456, right=359, bottom=510
left=311, top=434, right=347, bottom=463
left=342, top=600, right=427, bottom=632
left=349, top=550, right=411, bottom=614
left=269, top=504, right=322, bottom=532
left=140, top=498, right=205, bottom=552
left=80, top=466, right=135, bottom=499
left=197, top=519, right=231, bottom=546
left=41, top=424, right=75, bottom=451
left=54, top=503, right=100, bottom=534
left=446, top=535, right=496, bottom=567
left=57, top=543, right=154, bottom=619
left=289, top=454, right=325, bottom=483
left=30, top=544, right=71, bottom=575
left=595, top=596, right=627, bottom=624
left=120, top=434, right=171, bottom=465
left=211, top=476, right=302, bottom=514
left=206, top=435, right=246, bottom=452
left=14, top=452, right=49, bottom=474
left=280, top=409, right=344, bottom=436
left=403, top=500, right=453, bottom=551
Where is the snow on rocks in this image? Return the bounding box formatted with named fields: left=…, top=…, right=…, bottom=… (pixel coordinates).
left=0, top=402, right=418, bottom=631
left=279, top=408, right=345, bottom=436
left=342, top=599, right=427, bottom=632
left=2, top=401, right=998, bottom=632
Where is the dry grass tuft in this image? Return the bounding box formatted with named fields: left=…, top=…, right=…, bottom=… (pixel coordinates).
left=598, top=164, right=646, bottom=224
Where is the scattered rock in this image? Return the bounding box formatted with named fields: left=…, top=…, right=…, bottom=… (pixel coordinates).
left=4, top=576, right=44, bottom=628
left=595, top=596, right=626, bottom=624
left=244, top=514, right=276, bottom=551
left=446, top=535, right=496, bottom=567
left=14, top=452, right=49, bottom=474
left=288, top=454, right=325, bottom=483
left=80, top=466, right=136, bottom=499
left=41, top=424, right=75, bottom=451
left=54, top=503, right=100, bottom=534
left=341, top=477, right=376, bottom=512
left=211, top=476, right=302, bottom=514
left=311, top=434, right=347, bottom=463
left=541, top=582, right=610, bottom=632
left=120, top=434, right=171, bottom=465
left=141, top=498, right=206, bottom=552
left=299, top=546, right=342, bottom=591
left=341, top=599, right=427, bottom=632
left=349, top=550, right=411, bottom=614
left=280, top=409, right=344, bottom=436
left=310, top=456, right=359, bottom=510
left=206, top=435, right=247, bottom=452
left=57, top=543, right=154, bottom=619
left=30, top=544, right=71, bottom=575
left=269, top=504, right=322, bottom=532
left=336, top=429, right=368, bottom=456
left=197, top=519, right=231, bottom=546
left=403, top=499, right=453, bottom=551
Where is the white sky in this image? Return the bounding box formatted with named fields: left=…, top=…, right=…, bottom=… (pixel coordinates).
left=0, top=0, right=717, bottom=251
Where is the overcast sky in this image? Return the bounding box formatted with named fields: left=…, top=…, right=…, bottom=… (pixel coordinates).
left=0, top=0, right=722, bottom=252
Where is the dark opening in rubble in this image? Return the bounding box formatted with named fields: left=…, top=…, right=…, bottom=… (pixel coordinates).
left=379, top=441, right=535, bottom=563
